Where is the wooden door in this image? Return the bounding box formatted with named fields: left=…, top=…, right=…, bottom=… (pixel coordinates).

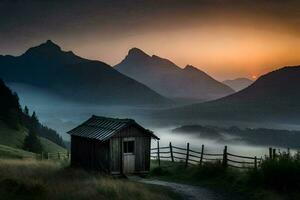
left=123, top=138, right=135, bottom=174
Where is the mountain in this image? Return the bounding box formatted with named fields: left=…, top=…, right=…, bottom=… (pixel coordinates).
left=115, top=48, right=234, bottom=101
left=223, top=78, right=253, bottom=91
left=0, top=40, right=169, bottom=105
left=157, top=66, right=300, bottom=124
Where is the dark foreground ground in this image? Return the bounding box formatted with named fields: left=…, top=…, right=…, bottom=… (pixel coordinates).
left=149, top=158, right=300, bottom=200
left=0, top=159, right=180, bottom=200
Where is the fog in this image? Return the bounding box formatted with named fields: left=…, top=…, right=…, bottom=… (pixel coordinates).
left=151, top=127, right=270, bottom=158
left=9, top=82, right=299, bottom=157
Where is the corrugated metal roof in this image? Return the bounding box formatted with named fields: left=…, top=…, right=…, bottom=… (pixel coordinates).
left=67, top=115, right=159, bottom=141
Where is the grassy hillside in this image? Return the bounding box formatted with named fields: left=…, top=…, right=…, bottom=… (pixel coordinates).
left=0, top=145, right=36, bottom=159
left=39, top=138, right=66, bottom=153
left=0, top=159, right=180, bottom=200
left=0, top=121, right=66, bottom=154
left=0, top=121, right=26, bottom=149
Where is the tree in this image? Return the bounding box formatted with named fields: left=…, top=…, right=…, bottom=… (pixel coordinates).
left=23, top=128, right=43, bottom=153
left=24, top=106, right=29, bottom=116
left=30, top=111, right=39, bottom=131
left=6, top=109, right=20, bottom=130
left=0, top=79, right=21, bottom=129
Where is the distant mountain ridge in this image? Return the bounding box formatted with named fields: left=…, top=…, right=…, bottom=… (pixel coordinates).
left=115, top=48, right=234, bottom=101
left=223, top=78, right=253, bottom=91
left=157, top=65, right=300, bottom=123
left=0, top=40, right=170, bottom=105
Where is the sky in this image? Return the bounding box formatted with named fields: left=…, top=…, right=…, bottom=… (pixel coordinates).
left=0, top=0, right=300, bottom=80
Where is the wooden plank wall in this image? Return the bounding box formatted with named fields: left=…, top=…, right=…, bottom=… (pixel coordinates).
left=110, top=137, right=122, bottom=173
left=135, top=136, right=151, bottom=172
left=71, top=136, right=110, bottom=172
left=112, top=125, right=152, bottom=173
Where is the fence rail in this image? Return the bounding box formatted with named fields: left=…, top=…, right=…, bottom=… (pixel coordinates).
left=47, top=152, right=70, bottom=160
left=151, top=142, right=264, bottom=169
left=20, top=151, right=70, bottom=160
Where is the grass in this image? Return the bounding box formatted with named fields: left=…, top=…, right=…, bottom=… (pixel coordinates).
left=39, top=138, right=66, bottom=153
left=0, top=145, right=36, bottom=159
left=0, top=121, right=26, bottom=149
left=253, top=152, right=300, bottom=192
left=0, top=121, right=66, bottom=154
left=0, top=159, right=180, bottom=200
left=149, top=155, right=300, bottom=200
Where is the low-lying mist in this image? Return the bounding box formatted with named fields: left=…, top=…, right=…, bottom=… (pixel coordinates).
left=9, top=82, right=300, bottom=156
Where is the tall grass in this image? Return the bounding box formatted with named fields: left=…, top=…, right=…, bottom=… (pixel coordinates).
left=0, top=159, right=179, bottom=200
left=249, top=152, right=300, bottom=191
left=150, top=153, right=300, bottom=200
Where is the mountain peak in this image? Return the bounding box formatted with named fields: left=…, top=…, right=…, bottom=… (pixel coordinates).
left=37, top=40, right=61, bottom=50
left=184, top=65, right=200, bottom=71
left=23, top=40, right=63, bottom=57
left=127, top=48, right=150, bottom=58
left=45, top=39, right=58, bottom=46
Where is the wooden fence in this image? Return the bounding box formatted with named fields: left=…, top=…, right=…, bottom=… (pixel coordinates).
left=28, top=151, right=70, bottom=160
left=151, top=142, right=263, bottom=169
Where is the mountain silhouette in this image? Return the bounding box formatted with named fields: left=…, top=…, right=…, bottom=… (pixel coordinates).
left=158, top=65, right=300, bottom=123
left=0, top=41, right=170, bottom=105
left=223, top=78, right=253, bottom=91
left=115, top=48, right=234, bottom=101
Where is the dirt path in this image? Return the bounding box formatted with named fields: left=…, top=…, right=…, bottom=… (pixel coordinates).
left=130, top=177, right=226, bottom=200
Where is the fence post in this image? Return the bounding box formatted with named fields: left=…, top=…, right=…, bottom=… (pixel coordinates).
left=58, top=152, right=60, bottom=160
left=185, top=143, right=190, bottom=168
left=273, top=149, right=276, bottom=159
left=222, top=146, right=228, bottom=168
left=48, top=153, right=50, bottom=160
left=200, top=144, right=204, bottom=166
left=41, top=152, right=43, bottom=160
left=157, top=141, right=160, bottom=167
left=67, top=151, right=70, bottom=160
left=254, top=156, right=257, bottom=170
left=269, top=147, right=273, bottom=159
left=169, top=142, right=174, bottom=162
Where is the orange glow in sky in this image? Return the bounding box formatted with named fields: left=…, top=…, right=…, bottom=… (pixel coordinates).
left=69, top=24, right=300, bottom=81
left=2, top=0, right=300, bottom=81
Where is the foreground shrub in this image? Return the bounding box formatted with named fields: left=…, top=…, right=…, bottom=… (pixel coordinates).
left=257, top=152, right=300, bottom=191
left=194, top=161, right=226, bottom=179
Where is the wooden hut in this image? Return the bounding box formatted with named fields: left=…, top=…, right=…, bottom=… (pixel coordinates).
left=67, top=115, right=159, bottom=174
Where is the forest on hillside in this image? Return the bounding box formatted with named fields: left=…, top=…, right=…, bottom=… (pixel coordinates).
left=0, top=79, right=65, bottom=152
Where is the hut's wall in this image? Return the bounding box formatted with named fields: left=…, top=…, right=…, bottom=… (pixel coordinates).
left=110, top=137, right=122, bottom=174
left=111, top=125, right=152, bottom=174
left=135, top=136, right=151, bottom=172
left=71, top=135, right=110, bottom=172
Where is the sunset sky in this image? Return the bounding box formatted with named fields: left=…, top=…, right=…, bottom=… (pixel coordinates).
left=1, top=0, right=300, bottom=80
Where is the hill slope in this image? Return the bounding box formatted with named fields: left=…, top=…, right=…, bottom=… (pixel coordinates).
left=158, top=65, right=300, bottom=123
left=0, top=40, right=169, bottom=105
left=223, top=78, right=253, bottom=91
left=115, top=48, right=234, bottom=101
left=0, top=144, right=36, bottom=159
left=0, top=79, right=65, bottom=152
left=0, top=121, right=65, bottom=154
